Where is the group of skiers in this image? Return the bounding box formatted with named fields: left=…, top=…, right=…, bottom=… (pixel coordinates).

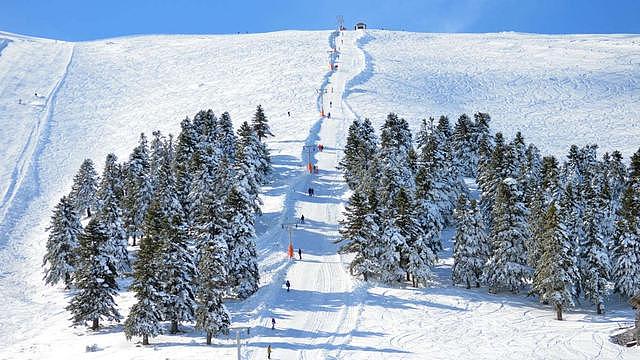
left=307, top=187, right=315, bottom=196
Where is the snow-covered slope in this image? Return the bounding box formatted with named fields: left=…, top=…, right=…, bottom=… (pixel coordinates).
left=1, top=29, right=639, bottom=359
left=345, top=31, right=640, bottom=157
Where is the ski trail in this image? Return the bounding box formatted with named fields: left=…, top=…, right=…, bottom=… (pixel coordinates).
left=0, top=45, right=75, bottom=242
left=239, top=29, right=368, bottom=359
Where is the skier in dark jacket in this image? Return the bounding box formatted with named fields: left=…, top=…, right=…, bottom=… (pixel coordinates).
left=300, top=214, right=305, bottom=223
left=285, top=280, right=291, bottom=292
left=271, top=317, right=276, bottom=330
left=298, top=248, right=302, bottom=260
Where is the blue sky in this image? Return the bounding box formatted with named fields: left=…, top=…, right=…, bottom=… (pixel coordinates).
left=1, top=0, right=639, bottom=41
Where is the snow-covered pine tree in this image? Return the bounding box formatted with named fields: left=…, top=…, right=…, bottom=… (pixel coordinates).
left=477, top=133, right=511, bottom=230
left=124, top=195, right=166, bottom=345
left=43, top=195, right=82, bottom=288
left=522, top=144, right=542, bottom=208
left=96, top=153, right=124, bottom=206
left=194, top=192, right=231, bottom=344
left=527, top=191, right=546, bottom=270
left=541, top=156, right=562, bottom=206
left=124, top=133, right=153, bottom=246
left=580, top=179, right=611, bottom=314
left=149, top=130, right=167, bottom=190
left=451, top=114, right=477, bottom=177
left=236, top=121, right=265, bottom=214
left=66, top=218, right=121, bottom=330
left=338, top=188, right=373, bottom=279
left=531, top=203, right=577, bottom=320
left=224, top=166, right=260, bottom=299
left=378, top=113, right=415, bottom=210
left=69, top=159, right=99, bottom=218
left=339, top=119, right=363, bottom=189
left=252, top=105, right=274, bottom=141
left=483, top=178, right=530, bottom=293
left=414, top=138, right=446, bottom=255
left=393, top=188, right=435, bottom=287
left=217, top=112, right=238, bottom=165
left=154, top=149, right=197, bottom=334
left=611, top=184, right=640, bottom=297
left=96, top=153, right=130, bottom=275
left=510, top=132, right=527, bottom=181
left=559, top=182, right=584, bottom=296
left=452, top=196, right=489, bottom=289
left=174, top=117, right=198, bottom=224
left=606, top=151, right=627, bottom=203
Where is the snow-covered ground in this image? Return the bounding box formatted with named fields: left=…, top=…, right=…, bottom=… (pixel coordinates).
left=1, top=28, right=639, bottom=359
left=345, top=31, right=640, bottom=157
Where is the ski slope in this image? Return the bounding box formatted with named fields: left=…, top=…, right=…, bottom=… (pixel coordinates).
left=345, top=31, right=640, bottom=157
left=1, top=28, right=639, bottom=359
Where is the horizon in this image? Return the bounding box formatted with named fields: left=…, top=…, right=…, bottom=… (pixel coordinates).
left=1, top=0, right=639, bottom=41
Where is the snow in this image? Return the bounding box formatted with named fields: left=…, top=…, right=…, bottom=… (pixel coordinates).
left=0, top=28, right=639, bottom=359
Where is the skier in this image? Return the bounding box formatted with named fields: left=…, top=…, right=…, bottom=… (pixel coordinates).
left=267, top=345, right=272, bottom=359
left=298, top=248, right=302, bottom=260
left=285, top=280, right=291, bottom=292
left=329, top=101, right=332, bottom=108
left=327, top=112, right=331, bottom=119
left=271, top=317, right=276, bottom=330
left=300, top=214, right=305, bottom=223
left=287, top=111, right=291, bottom=117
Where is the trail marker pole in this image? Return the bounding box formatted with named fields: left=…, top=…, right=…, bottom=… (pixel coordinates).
left=228, top=326, right=250, bottom=360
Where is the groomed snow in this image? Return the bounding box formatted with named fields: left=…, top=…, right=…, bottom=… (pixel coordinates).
left=0, top=28, right=639, bottom=359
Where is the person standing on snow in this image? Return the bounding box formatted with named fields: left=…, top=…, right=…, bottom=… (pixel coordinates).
left=298, top=248, right=302, bottom=260
left=271, top=317, right=276, bottom=330
left=285, top=280, right=291, bottom=292
left=300, top=214, right=305, bottom=223
left=268, top=345, right=272, bottom=359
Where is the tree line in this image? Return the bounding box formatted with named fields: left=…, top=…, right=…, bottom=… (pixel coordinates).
left=43, top=106, right=273, bottom=344
left=338, top=112, right=640, bottom=320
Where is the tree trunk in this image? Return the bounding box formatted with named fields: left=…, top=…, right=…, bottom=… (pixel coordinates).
left=363, top=272, right=368, bottom=281
left=556, top=304, right=563, bottom=321
left=91, top=318, right=99, bottom=330
left=132, top=235, right=136, bottom=247
left=170, top=320, right=179, bottom=334
left=406, top=271, right=410, bottom=282
left=465, top=280, right=470, bottom=289
left=206, top=331, right=212, bottom=345
left=475, top=281, right=480, bottom=288
left=596, top=302, right=603, bottom=315
left=142, top=334, right=149, bottom=345
left=86, top=207, right=91, bottom=218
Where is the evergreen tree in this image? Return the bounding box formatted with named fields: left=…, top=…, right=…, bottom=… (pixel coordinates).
left=611, top=185, right=640, bottom=297
left=96, top=154, right=130, bottom=275
left=532, top=204, right=577, bottom=320
left=43, top=195, right=82, bottom=287
left=392, top=188, right=435, bottom=286
left=156, top=153, right=197, bottom=334
left=195, top=227, right=231, bottom=345
left=522, top=144, right=542, bottom=208
left=477, top=133, right=511, bottom=229
left=224, top=168, right=260, bottom=299
left=580, top=179, right=611, bottom=314
left=236, top=121, right=265, bottom=213
left=451, top=114, right=477, bottom=177
left=124, top=196, right=166, bottom=345
left=378, top=113, right=415, bottom=208
left=67, top=218, right=121, bottom=330
left=124, top=133, right=153, bottom=246
left=541, top=156, right=562, bottom=206
left=452, top=197, right=489, bottom=288
left=69, top=159, right=99, bottom=218
left=252, top=105, right=274, bottom=140
left=218, top=112, right=238, bottom=164
left=483, top=178, right=530, bottom=293
left=174, top=117, right=198, bottom=224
